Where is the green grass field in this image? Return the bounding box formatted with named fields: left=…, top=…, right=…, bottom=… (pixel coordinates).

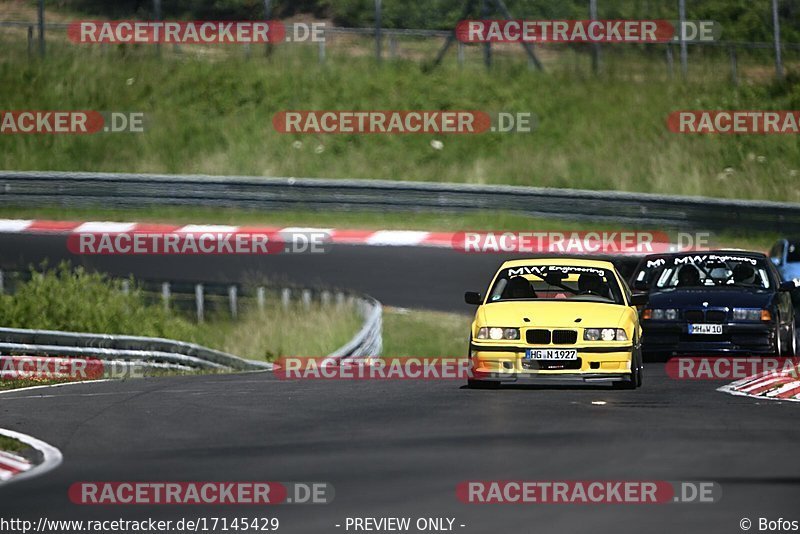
left=1, top=34, right=799, bottom=201
left=382, top=307, right=471, bottom=358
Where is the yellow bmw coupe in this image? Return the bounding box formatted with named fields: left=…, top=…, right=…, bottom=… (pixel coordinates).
left=465, top=258, right=646, bottom=389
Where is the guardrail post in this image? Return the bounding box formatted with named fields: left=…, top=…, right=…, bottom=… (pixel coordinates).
left=257, top=286, right=266, bottom=311
left=27, top=25, right=33, bottom=58
left=281, top=288, right=291, bottom=309
left=389, top=34, right=397, bottom=59
left=195, top=284, right=204, bottom=322
left=121, top=280, right=130, bottom=295
left=228, top=285, right=238, bottom=319
left=666, top=44, right=674, bottom=79
left=37, top=0, right=45, bottom=57
left=161, top=282, right=171, bottom=311
left=336, top=292, right=345, bottom=308
left=321, top=290, right=331, bottom=306
left=318, top=34, right=326, bottom=64
left=302, top=289, right=312, bottom=309
left=729, top=45, right=738, bottom=85
left=0, top=269, right=4, bottom=294
left=457, top=41, right=464, bottom=67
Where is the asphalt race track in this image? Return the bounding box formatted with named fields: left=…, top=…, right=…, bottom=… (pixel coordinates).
left=1, top=235, right=799, bottom=533
left=0, top=234, right=643, bottom=310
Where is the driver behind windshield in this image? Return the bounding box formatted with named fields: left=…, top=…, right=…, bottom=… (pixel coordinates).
left=502, top=276, right=537, bottom=299
left=677, top=265, right=702, bottom=287
left=577, top=273, right=608, bottom=298
left=732, top=263, right=758, bottom=286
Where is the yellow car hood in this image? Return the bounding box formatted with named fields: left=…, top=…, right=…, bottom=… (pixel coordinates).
left=479, top=301, right=628, bottom=328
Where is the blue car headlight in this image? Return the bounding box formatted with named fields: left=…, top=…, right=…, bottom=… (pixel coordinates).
left=732, top=308, right=771, bottom=321
left=642, top=308, right=679, bottom=320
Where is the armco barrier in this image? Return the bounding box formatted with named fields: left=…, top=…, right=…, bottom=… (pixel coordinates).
left=0, top=294, right=382, bottom=373
left=2, top=170, right=800, bottom=231
left=326, top=297, right=382, bottom=361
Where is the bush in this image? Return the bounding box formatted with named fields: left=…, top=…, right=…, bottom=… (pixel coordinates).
left=0, top=263, right=197, bottom=338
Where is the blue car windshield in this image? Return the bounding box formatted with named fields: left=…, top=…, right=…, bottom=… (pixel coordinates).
left=788, top=242, right=800, bottom=263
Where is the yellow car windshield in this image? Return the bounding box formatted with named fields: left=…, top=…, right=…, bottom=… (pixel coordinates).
left=488, top=265, right=624, bottom=304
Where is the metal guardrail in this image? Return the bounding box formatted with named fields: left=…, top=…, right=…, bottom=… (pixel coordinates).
left=2, top=170, right=800, bottom=232
left=326, top=298, right=382, bottom=361
left=0, top=290, right=383, bottom=372
left=0, top=327, right=269, bottom=371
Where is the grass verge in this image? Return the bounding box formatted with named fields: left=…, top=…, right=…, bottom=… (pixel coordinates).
left=0, top=435, right=28, bottom=454
left=382, top=307, right=471, bottom=358
left=0, top=37, right=798, bottom=201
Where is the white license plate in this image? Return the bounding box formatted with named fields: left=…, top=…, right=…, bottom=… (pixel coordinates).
left=688, top=323, right=723, bottom=335
left=525, top=349, right=578, bottom=360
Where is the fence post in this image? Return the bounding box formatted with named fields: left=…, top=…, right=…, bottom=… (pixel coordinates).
left=302, top=289, right=312, bottom=309
left=281, top=288, right=291, bottom=309
left=0, top=269, right=4, bottom=294
left=37, top=0, right=45, bottom=57
left=589, top=0, right=601, bottom=75
left=263, top=0, right=273, bottom=57
left=195, top=284, right=204, bottom=322
left=665, top=44, right=674, bottom=79
left=772, top=0, right=784, bottom=80
left=228, top=285, right=238, bottom=319
left=375, top=0, right=382, bottom=63
left=321, top=290, right=331, bottom=306
left=336, top=292, right=345, bottom=308
left=389, top=34, right=397, bottom=59
left=678, top=0, right=687, bottom=79
left=153, top=0, right=161, bottom=56
left=257, top=286, right=266, bottom=312
left=457, top=41, right=465, bottom=67
left=161, top=282, right=171, bottom=311
left=729, top=45, right=738, bottom=85
left=121, top=280, right=130, bottom=295
left=481, top=0, right=492, bottom=69
left=27, top=25, right=33, bottom=58
left=318, top=34, right=326, bottom=64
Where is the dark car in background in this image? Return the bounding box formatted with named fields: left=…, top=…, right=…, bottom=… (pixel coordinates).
left=629, top=253, right=672, bottom=296
left=640, top=251, right=797, bottom=357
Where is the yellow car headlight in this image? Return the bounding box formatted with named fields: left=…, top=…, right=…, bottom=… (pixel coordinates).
left=476, top=327, right=520, bottom=340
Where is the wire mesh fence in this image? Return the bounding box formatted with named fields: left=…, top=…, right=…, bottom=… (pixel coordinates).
left=1, top=1, right=797, bottom=84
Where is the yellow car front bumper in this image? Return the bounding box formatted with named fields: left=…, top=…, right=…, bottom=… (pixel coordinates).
left=469, top=342, right=634, bottom=383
